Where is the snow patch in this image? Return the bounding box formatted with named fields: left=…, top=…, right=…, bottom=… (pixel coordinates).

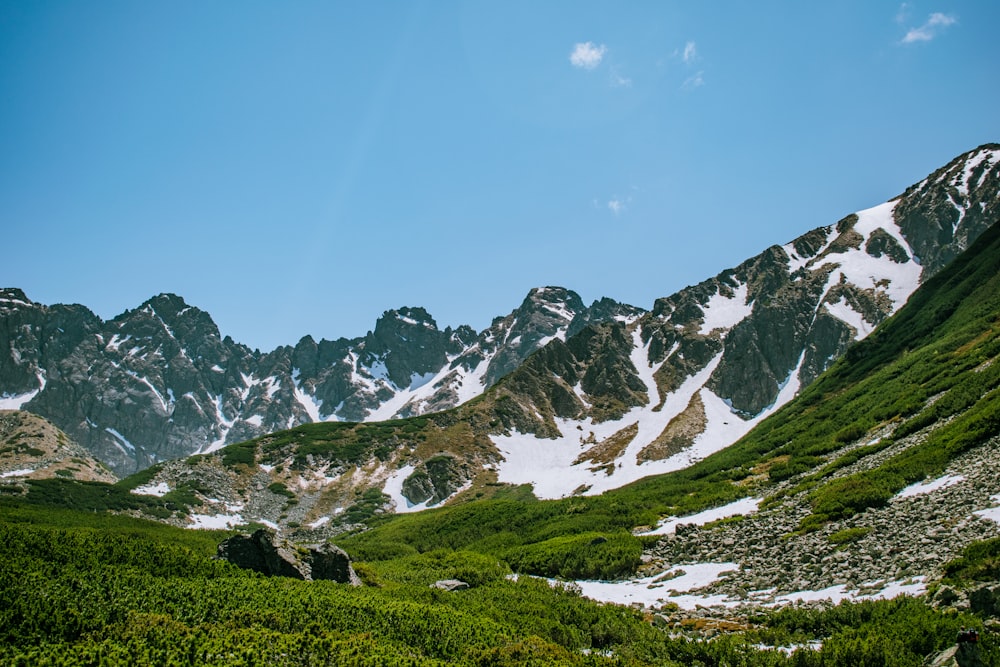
left=368, top=359, right=390, bottom=383
left=1, top=468, right=34, bottom=478
left=974, top=494, right=1000, bottom=525
left=188, top=512, right=245, bottom=530
left=569, top=563, right=739, bottom=610
left=698, top=283, right=751, bottom=335
left=542, top=301, right=575, bottom=321
left=823, top=297, right=874, bottom=338
left=408, top=371, right=436, bottom=390
left=830, top=201, right=921, bottom=313
left=895, top=474, right=965, bottom=499
left=641, top=497, right=762, bottom=536
left=0, top=389, right=39, bottom=410
left=125, top=370, right=170, bottom=412
left=132, top=482, right=171, bottom=497
left=292, top=368, right=327, bottom=422
left=772, top=577, right=927, bottom=606
left=105, top=428, right=136, bottom=452
left=383, top=465, right=433, bottom=513
left=0, top=371, right=46, bottom=409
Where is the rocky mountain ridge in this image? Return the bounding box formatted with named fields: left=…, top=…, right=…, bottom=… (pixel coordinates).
left=0, top=285, right=639, bottom=475
left=2, top=143, right=997, bottom=487
left=107, top=146, right=1000, bottom=538
left=114, top=216, right=1000, bottom=632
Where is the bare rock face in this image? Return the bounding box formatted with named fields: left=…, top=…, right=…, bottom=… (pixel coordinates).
left=216, top=529, right=361, bottom=585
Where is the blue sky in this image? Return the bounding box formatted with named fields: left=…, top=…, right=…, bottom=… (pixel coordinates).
left=2, top=1, right=997, bottom=352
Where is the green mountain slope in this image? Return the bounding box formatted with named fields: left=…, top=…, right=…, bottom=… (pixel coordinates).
left=5, top=229, right=1000, bottom=664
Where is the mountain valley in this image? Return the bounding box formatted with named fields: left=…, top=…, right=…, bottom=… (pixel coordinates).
left=3, top=144, right=1000, bottom=665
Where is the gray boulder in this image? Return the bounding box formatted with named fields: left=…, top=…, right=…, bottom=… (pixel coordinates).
left=923, top=642, right=986, bottom=667
left=217, top=529, right=361, bottom=585
left=432, top=579, right=470, bottom=591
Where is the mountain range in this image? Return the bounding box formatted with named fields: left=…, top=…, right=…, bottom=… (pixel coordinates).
left=1, top=142, right=998, bottom=503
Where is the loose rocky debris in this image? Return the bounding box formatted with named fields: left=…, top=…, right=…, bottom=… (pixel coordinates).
left=432, top=579, right=470, bottom=591
left=639, top=433, right=1000, bottom=610
left=216, top=528, right=361, bottom=585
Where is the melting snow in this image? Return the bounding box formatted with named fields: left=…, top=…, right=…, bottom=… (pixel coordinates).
left=895, top=474, right=965, bottom=499
left=0, top=389, right=39, bottom=410
left=569, top=563, right=738, bottom=610
left=1, top=468, right=34, bottom=478
left=132, top=482, right=171, bottom=497
left=105, top=428, right=136, bottom=452
left=569, top=567, right=926, bottom=611
left=974, top=494, right=1000, bottom=525
left=772, top=577, right=927, bottom=606
left=188, top=512, right=244, bottom=530
left=383, top=465, right=434, bottom=514
left=493, top=332, right=806, bottom=500
left=641, top=497, right=762, bottom=536
left=698, top=284, right=751, bottom=335
left=829, top=201, right=921, bottom=312
left=292, top=368, right=326, bottom=422
left=307, top=516, right=331, bottom=529
left=823, top=298, right=874, bottom=338
left=408, top=371, right=436, bottom=390
left=0, top=371, right=46, bottom=410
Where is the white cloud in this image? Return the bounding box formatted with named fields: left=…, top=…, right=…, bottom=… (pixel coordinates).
left=682, top=41, right=697, bottom=64
left=610, top=66, right=632, bottom=88
left=901, top=12, right=957, bottom=43
left=608, top=198, right=625, bottom=215
left=570, top=42, right=607, bottom=69
left=683, top=70, right=705, bottom=89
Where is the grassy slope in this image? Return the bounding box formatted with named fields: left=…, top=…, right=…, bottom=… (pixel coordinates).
left=15, top=222, right=1000, bottom=582
left=1, top=501, right=993, bottom=666
left=5, top=219, right=1000, bottom=663
left=338, top=221, right=1000, bottom=571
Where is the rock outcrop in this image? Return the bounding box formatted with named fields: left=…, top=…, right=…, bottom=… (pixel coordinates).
left=216, top=529, right=361, bottom=585
left=0, top=286, right=634, bottom=475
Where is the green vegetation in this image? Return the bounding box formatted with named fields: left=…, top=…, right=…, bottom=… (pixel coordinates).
left=9, top=227, right=999, bottom=663
left=17, top=478, right=201, bottom=520
left=941, top=537, right=1000, bottom=587
left=267, top=481, right=295, bottom=498
left=827, top=526, right=872, bottom=546
left=2, top=501, right=992, bottom=665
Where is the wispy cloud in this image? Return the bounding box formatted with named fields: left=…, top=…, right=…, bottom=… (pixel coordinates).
left=901, top=12, right=957, bottom=43
left=683, top=71, right=705, bottom=90
left=570, top=42, right=607, bottom=69
left=682, top=41, right=697, bottom=65
left=610, top=66, right=632, bottom=88
left=602, top=188, right=637, bottom=216
left=895, top=3, right=911, bottom=24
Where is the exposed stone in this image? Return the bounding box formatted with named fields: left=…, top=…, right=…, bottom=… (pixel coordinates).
left=216, top=529, right=361, bottom=585
left=432, top=579, right=470, bottom=591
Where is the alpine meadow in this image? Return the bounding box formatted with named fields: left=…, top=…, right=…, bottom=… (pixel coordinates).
left=3, top=3, right=1000, bottom=665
